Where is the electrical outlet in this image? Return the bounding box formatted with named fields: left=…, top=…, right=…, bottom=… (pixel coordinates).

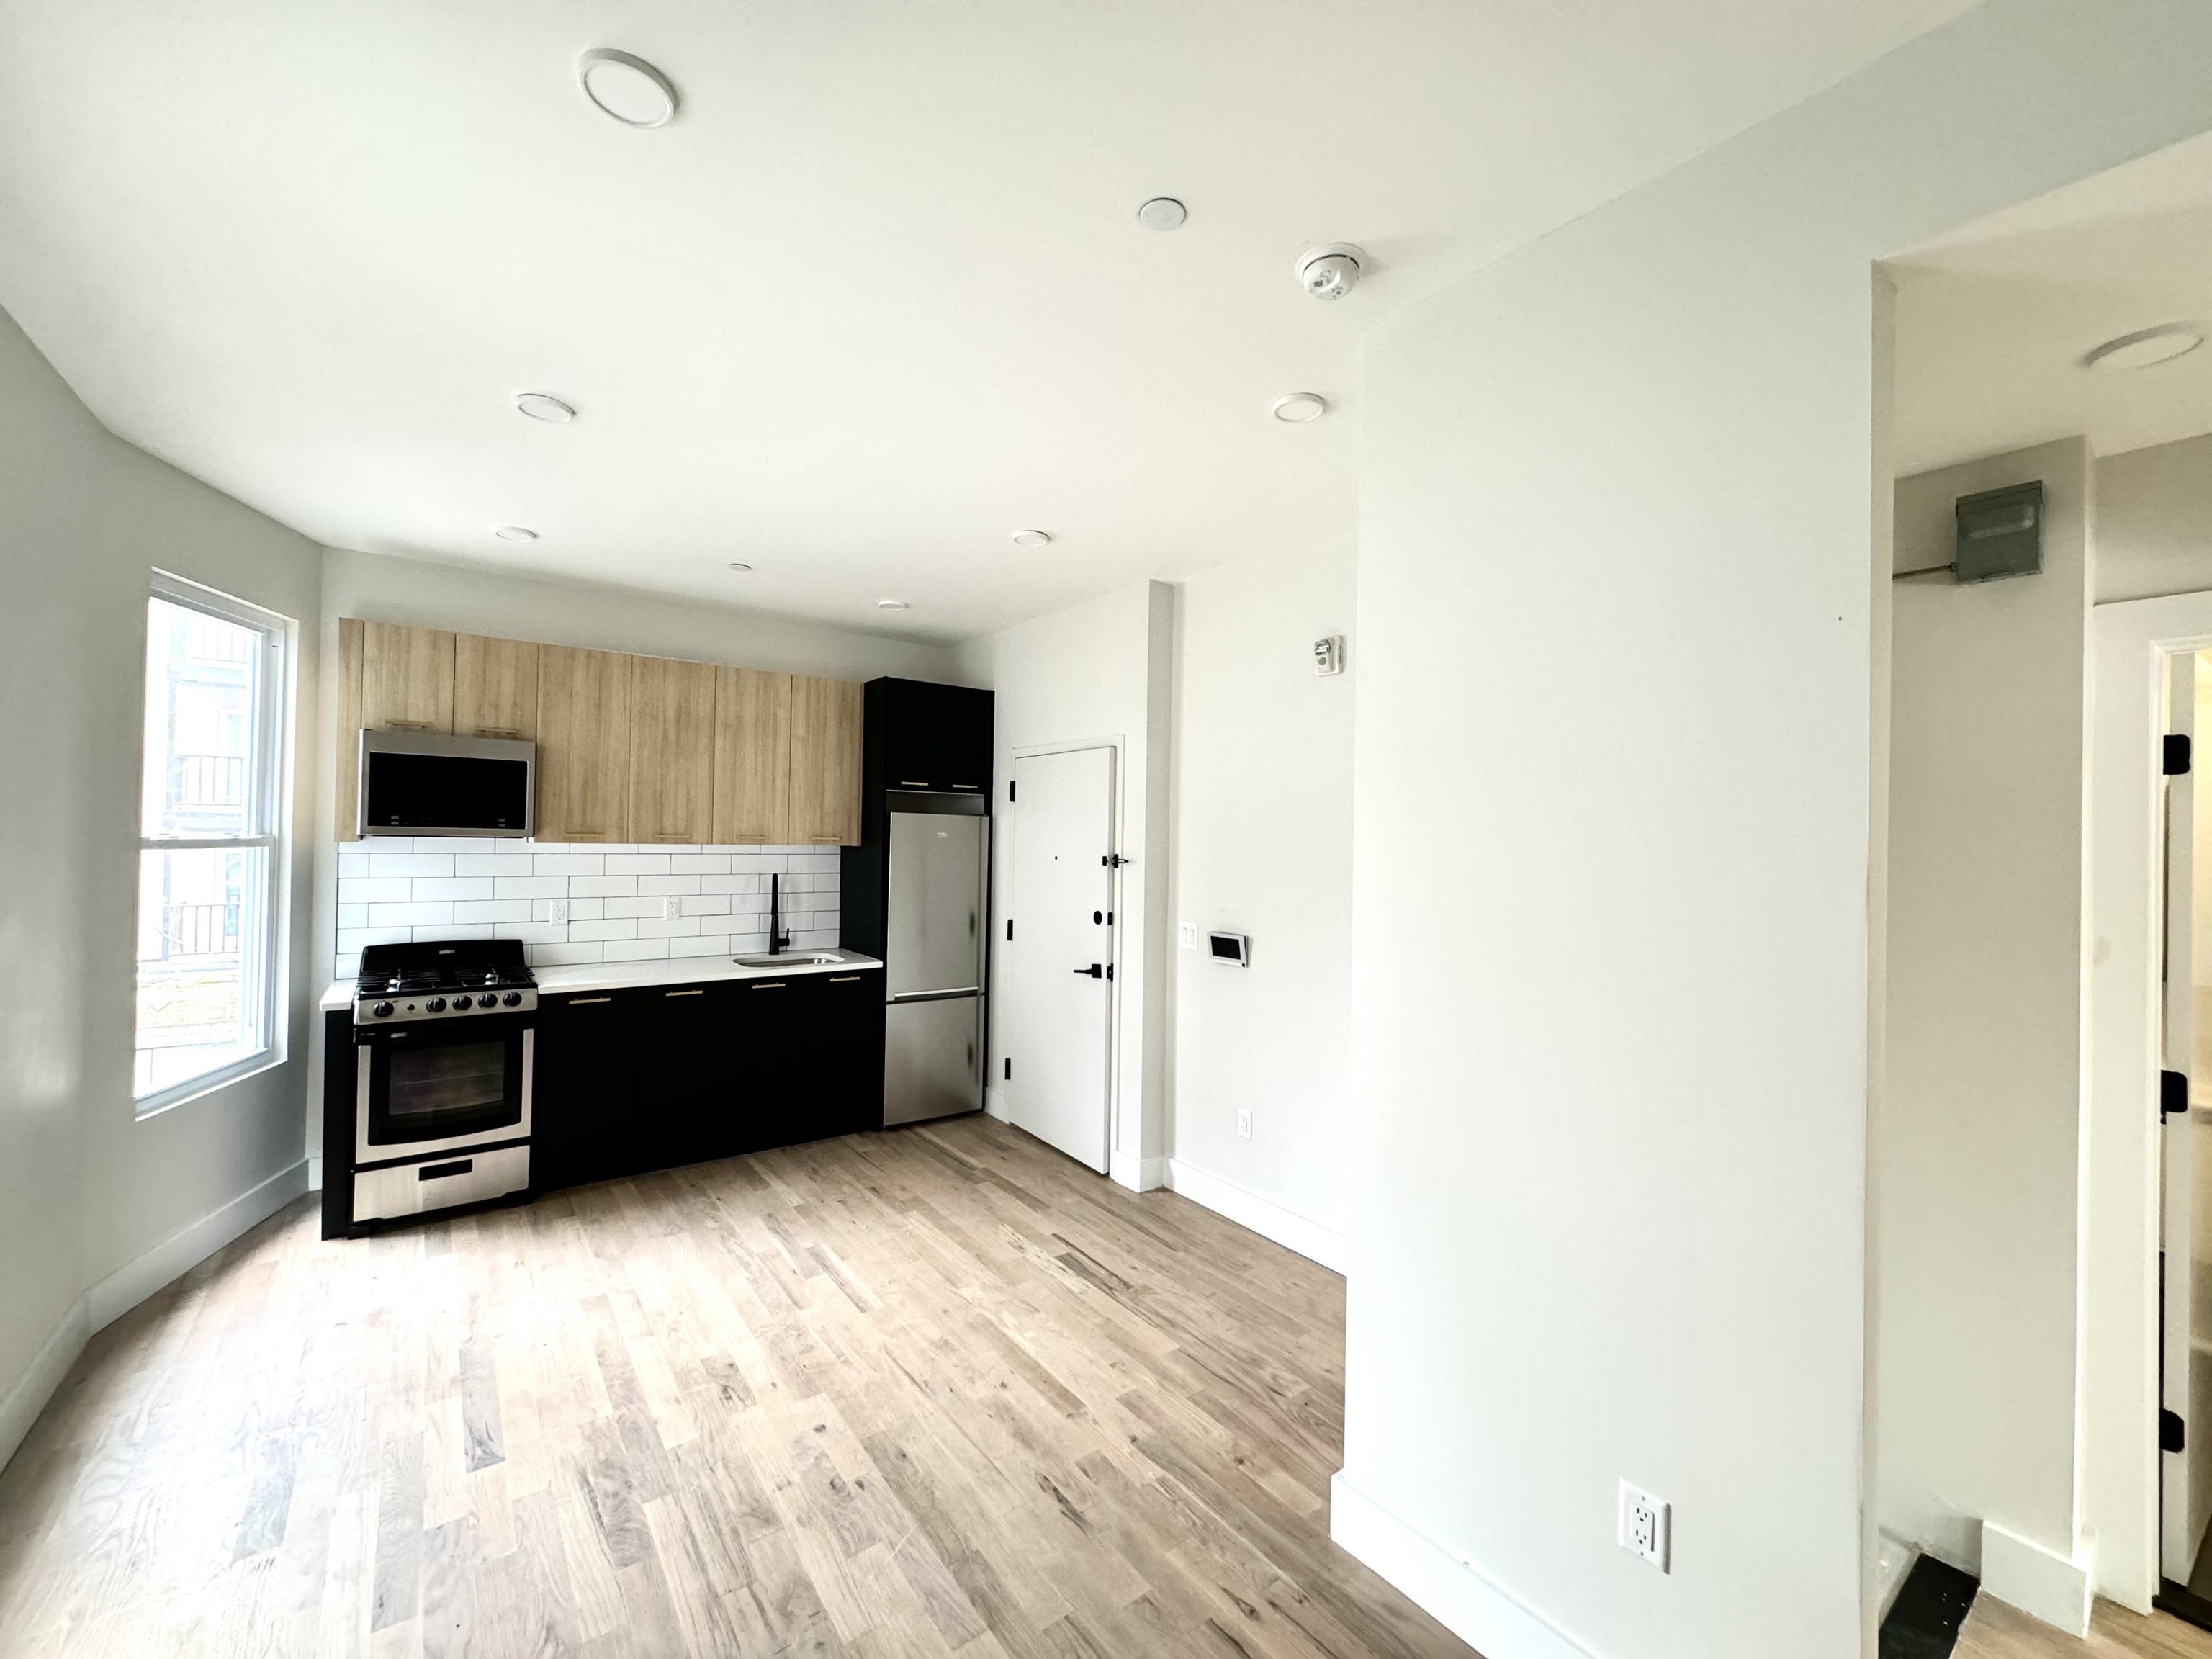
left=662, top=895, right=680, bottom=920
left=549, top=899, right=570, bottom=924
left=1179, top=922, right=1198, bottom=950
left=1619, top=1481, right=1669, bottom=1572
left=1236, top=1108, right=1254, bottom=1140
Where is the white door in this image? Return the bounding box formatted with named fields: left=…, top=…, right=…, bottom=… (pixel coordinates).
left=2163, top=649, right=2210, bottom=1582
left=1002, top=747, right=1115, bottom=1172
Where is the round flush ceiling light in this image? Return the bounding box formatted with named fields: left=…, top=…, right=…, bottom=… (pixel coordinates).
left=577, top=48, right=679, bottom=128
left=2082, top=323, right=2205, bottom=372
left=1137, top=197, right=1187, bottom=231
left=493, top=526, right=539, bottom=541
left=514, top=392, right=576, bottom=423
left=1272, top=392, right=1328, bottom=423
left=727, top=561, right=752, bottom=572
left=1010, top=528, right=1053, bottom=547
left=876, top=598, right=909, bottom=611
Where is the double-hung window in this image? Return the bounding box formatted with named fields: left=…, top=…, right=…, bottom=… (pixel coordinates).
left=134, top=572, right=292, bottom=1111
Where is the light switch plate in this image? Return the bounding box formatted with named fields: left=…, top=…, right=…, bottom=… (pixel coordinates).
left=1179, top=922, right=1198, bottom=950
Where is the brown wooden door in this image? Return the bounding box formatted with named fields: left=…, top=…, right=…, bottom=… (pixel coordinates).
left=629, top=655, right=717, bottom=844
left=711, top=667, right=792, bottom=844
left=360, top=622, right=455, bottom=732
left=788, top=675, right=862, bottom=846
left=453, top=634, right=539, bottom=739
left=536, top=645, right=633, bottom=843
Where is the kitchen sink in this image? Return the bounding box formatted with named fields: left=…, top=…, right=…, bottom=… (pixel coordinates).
left=732, top=953, right=845, bottom=968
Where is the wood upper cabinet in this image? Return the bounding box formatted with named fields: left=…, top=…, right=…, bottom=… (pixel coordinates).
left=360, top=622, right=455, bottom=732
left=711, top=667, right=793, bottom=844
left=337, top=618, right=365, bottom=842
left=536, top=645, right=633, bottom=843
left=629, top=655, right=717, bottom=844
left=788, top=675, right=863, bottom=846
left=453, top=634, right=538, bottom=739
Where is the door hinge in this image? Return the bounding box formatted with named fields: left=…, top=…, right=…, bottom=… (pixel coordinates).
left=1004, top=1057, right=1011, bottom=1082
left=2165, top=1408, right=2187, bottom=1453
left=2164, top=1070, right=2190, bottom=1118
left=2167, top=734, right=2193, bottom=776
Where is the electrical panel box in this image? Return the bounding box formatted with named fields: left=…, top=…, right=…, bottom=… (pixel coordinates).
left=1954, top=481, right=2044, bottom=583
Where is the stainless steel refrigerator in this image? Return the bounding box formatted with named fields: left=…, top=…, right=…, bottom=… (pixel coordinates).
left=881, top=808, right=988, bottom=1124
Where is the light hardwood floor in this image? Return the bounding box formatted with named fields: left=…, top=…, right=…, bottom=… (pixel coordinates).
left=1961, top=1593, right=2212, bottom=1658
left=0, top=1115, right=1475, bottom=1659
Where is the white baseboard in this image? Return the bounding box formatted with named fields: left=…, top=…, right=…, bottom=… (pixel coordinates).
left=981, top=1084, right=1011, bottom=1123
left=1876, top=1531, right=1917, bottom=1622
left=1980, top=1520, right=2092, bottom=1636
left=1166, top=1158, right=1348, bottom=1274
left=1330, top=1474, right=1594, bottom=1659
left=1110, top=1151, right=1168, bottom=1192
left=85, top=1159, right=307, bottom=1335
left=307, top=1155, right=324, bottom=1192
left=0, top=1301, right=91, bottom=1474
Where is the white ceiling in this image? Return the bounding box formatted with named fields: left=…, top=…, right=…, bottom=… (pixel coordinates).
left=1890, top=130, right=2212, bottom=477
left=1, top=2, right=1964, bottom=643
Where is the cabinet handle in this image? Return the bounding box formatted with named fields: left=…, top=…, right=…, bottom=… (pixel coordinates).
left=899, top=780, right=930, bottom=788
left=567, top=996, right=613, bottom=1004
left=663, top=988, right=703, bottom=997
left=389, top=720, right=437, bottom=731
left=648, top=833, right=692, bottom=842
left=830, top=975, right=860, bottom=983
left=810, top=836, right=842, bottom=843
left=950, top=783, right=979, bottom=791
left=472, top=727, right=525, bottom=739
left=752, top=981, right=786, bottom=990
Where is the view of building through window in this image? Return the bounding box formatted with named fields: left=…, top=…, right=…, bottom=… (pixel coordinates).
left=135, top=587, right=282, bottom=1105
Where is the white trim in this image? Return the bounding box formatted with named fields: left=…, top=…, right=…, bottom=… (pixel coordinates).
left=1109, top=1151, right=1167, bottom=1192
left=1168, top=1157, right=1348, bottom=1274
left=2085, top=590, right=2212, bottom=1610
left=0, top=1301, right=90, bottom=1474
left=84, top=1159, right=307, bottom=1334
left=1981, top=1520, right=2093, bottom=1636
left=1328, top=1474, right=1596, bottom=1659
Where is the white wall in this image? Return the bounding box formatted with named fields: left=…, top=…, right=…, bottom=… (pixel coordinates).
left=1341, top=9, right=2212, bottom=1659
left=2096, top=433, right=2212, bottom=604
left=1168, top=540, right=1357, bottom=1241
left=954, top=580, right=1174, bottom=1187
left=1877, top=439, right=2092, bottom=1574
left=1, top=307, right=322, bottom=1467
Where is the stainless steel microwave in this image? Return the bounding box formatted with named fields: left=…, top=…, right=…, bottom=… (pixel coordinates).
left=358, top=729, right=535, bottom=838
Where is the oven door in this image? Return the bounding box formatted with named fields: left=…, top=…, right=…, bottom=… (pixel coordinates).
left=355, top=1013, right=533, bottom=1165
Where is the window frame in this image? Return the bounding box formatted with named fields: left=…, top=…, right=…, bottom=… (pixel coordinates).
left=134, top=570, right=295, bottom=1116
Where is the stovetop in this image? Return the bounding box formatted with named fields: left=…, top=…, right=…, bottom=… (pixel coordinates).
left=354, top=939, right=536, bottom=1024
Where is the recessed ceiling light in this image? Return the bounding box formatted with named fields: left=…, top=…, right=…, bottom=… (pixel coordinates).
left=493, top=526, right=539, bottom=541
left=1272, top=392, right=1328, bottom=423
left=2082, top=323, right=2205, bottom=372
left=1137, top=197, right=1187, bottom=231
left=515, top=392, right=576, bottom=423
left=577, top=48, right=679, bottom=128
left=1011, top=529, right=1053, bottom=547
left=727, top=561, right=752, bottom=572
left=876, top=598, right=909, bottom=611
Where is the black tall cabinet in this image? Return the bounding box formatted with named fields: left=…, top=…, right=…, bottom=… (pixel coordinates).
left=841, top=678, right=996, bottom=959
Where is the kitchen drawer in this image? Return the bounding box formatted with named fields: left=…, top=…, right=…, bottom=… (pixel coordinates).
left=354, top=1144, right=529, bottom=1224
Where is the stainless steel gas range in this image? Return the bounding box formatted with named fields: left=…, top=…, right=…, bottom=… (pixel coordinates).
left=340, top=939, right=538, bottom=1228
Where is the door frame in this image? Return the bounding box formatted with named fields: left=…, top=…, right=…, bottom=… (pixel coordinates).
left=2089, top=590, right=2212, bottom=1610
left=1004, top=735, right=1127, bottom=1166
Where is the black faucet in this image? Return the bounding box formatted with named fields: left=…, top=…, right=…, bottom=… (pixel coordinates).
left=768, top=871, right=791, bottom=956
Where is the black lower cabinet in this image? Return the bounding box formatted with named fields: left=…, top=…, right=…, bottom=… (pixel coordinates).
left=533, top=967, right=886, bottom=1194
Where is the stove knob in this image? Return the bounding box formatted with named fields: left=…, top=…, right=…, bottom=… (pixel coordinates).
left=452, top=995, right=472, bottom=1011
left=502, top=992, right=522, bottom=1007
left=372, top=1002, right=394, bottom=1019
left=426, top=997, right=447, bottom=1013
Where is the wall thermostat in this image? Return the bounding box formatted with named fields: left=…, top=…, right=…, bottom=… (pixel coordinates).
left=1208, top=931, right=1250, bottom=966
left=1314, top=635, right=1345, bottom=676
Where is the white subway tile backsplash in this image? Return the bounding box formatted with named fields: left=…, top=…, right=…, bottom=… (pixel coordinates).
left=367, top=853, right=457, bottom=879
left=329, top=843, right=842, bottom=981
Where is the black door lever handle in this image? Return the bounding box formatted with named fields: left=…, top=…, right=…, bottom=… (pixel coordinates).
left=1073, top=963, right=1102, bottom=978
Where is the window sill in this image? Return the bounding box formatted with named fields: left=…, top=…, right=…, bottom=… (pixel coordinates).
left=134, top=1049, right=284, bottom=1120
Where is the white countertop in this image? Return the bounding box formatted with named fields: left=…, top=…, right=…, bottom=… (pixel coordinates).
left=320, top=947, right=882, bottom=1012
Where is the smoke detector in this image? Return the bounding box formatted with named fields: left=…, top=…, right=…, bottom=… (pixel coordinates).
left=1295, top=243, right=1366, bottom=301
